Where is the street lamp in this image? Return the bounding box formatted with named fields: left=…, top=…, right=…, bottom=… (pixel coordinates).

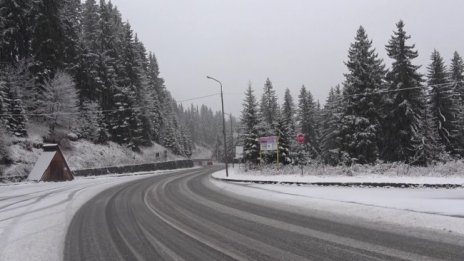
left=206, top=75, right=229, bottom=177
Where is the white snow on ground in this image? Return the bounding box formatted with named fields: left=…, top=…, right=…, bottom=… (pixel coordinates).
left=0, top=170, right=183, bottom=261
left=212, top=167, right=464, bottom=235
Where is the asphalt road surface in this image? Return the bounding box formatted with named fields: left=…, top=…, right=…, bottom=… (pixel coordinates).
left=65, top=167, right=464, bottom=260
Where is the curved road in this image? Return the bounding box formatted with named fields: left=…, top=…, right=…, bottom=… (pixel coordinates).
left=65, top=167, right=464, bottom=260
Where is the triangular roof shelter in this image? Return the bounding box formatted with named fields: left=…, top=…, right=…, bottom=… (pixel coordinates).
left=28, top=144, right=74, bottom=182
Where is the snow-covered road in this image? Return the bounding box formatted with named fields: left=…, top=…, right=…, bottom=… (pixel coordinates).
left=1, top=167, right=464, bottom=260
left=0, top=170, right=181, bottom=261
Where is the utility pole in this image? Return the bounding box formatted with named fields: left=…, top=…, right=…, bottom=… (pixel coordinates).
left=229, top=113, right=234, bottom=168
left=207, top=76, right=229, bottom=177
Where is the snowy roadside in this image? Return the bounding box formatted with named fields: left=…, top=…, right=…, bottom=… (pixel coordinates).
left=211, top=168, right=464, bottom=236
left=0, top=169, right=184, bottom=261
left=212, top=166, right=464, bottom=185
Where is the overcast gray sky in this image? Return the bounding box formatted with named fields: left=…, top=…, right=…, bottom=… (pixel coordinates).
left=110, top=0, right=464, bottom=116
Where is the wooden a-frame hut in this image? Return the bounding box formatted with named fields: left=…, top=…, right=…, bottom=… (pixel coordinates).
left=28, top=144, right=74, bottom=182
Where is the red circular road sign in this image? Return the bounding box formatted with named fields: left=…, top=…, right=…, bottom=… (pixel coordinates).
left=296, top=133, right=305, bottom=144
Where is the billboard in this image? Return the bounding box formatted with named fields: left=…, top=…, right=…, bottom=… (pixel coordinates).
left=259, top=136, right=279, bottom=151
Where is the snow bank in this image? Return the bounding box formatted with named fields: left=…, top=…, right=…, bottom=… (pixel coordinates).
left=213, top=169, right=464, bottom=185
left=213, top=163, right=464, bottom=185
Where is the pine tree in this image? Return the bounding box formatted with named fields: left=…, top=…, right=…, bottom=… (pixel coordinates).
left=297, top=85, right=319, bottom=157
left=76, top=0, right=101, bottom=103
left=146, top=53, right=163, bottom=142
left=0, top=126, right=12, bottom=166
left=281, top=88, right=296, bottom=163
left=259, top=78, right=281, bottom=163
left=450, top=51, right=464, bottom=154
left=339, top=26, right=386, bottom=164
left=451, top=52, right=464, bottom=102
left=282, top=88, right=296, bottom=139
left=77, top=101, right=108, bottom=143
left=0, top=69, right=10, bottom=124
left=30, top=0, right=66, bottom=84
left=259, top=78, right=280, bottom=135
left=240, top=83, right=260, bottom=163
left=0, top=0, right=33, bottom=64
left=320, top=86, right=344, bottom=165
left=6, top=88, right=27, bottom=137
left=0, top=66, right=28, bottom=137
left=428, top=49, right=460, bottom=155
left=384, top=20, right=429, bottom=164
left=60, top=0, right=81, bottom=75
left=276, top=115, right=292, bottom=164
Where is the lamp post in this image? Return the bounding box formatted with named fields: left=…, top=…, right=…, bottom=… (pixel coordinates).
left=206, top=75, right=229, bottom=177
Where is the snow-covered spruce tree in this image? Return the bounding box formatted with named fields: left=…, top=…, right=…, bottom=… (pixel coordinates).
left=158, top=92, right=184, bottom=155
left=75, top=0, right=102, bottom=104
left=276, top=114, right=292, bottom=164
left=97, top=2, right=142, bottom=149
left=259, top=78, right=280, bottom=163
left=30, top=0, right=66, bottom=85
left=384, top=21, right=437, bottom=164
left=314, top=100, right=323, bottom=149
left=77, top=101, right=108, bottom=143
left=427, top=49, right=461, bottom=155
left=451, top=52, right=464, bottom=101
left=160, top=119, right=180, bottom=155
left=0, top=69, right=10, bottom=124
left=0, top=126, right=12, bottom=167
left=40, top=71, right=79, bottom=141
left=282, top=89, right=296, bottom=136
left=281, top=88, right=296, bottom=163
left=240, top=83, right=260, bottom=164
left=111, top=25, right=149, bottom=149
left=320, top=86, right=344, bottom=165
left=0, top=66, right=28, bottom=137
left=339, top=26, right=386, bottom=164
left=6, top=87, right=28, bottom=137
left=297, top=85, right=319, bottom=158
left=146, top=53, right=164, bottom=143
left=132, top=36, right=153, bottom=146
left=0, top=0, right=33, bottom=64
left=450, top=51, right=464, bottom=154
left=60, top=0, right=82, bottom=76
left=260, top=78, right=280, bottom=135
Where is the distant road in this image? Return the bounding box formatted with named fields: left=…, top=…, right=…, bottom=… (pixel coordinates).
left=65, top=167, right=464, bottom=260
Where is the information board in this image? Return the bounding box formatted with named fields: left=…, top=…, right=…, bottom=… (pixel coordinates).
left=259, top=136, right=279, bottom=151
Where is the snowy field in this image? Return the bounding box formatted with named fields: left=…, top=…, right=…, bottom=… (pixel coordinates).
left=212, top=167, right=464, bottom=235
left=0, top=170, right=184, bottom=261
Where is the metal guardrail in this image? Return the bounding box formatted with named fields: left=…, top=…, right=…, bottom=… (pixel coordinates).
left=73, top=160, right=194, bottom=176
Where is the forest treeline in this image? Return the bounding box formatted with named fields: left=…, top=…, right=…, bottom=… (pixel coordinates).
left=0, top=0, right=230, bottom=166
left=240, top=21, right=464, bottom=166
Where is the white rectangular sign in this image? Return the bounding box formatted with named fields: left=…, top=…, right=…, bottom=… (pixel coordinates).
left=235, top=146, right=244, bottom=158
